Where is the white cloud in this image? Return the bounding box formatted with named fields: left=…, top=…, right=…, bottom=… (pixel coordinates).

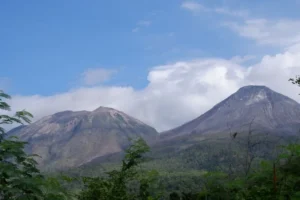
left=82, top=68, right=117, bottom=85
left=181, top=1, right=207, bottom=12
left=230, top=55, right=256, bottom=64
left=224, top=19, right=300, bottom=46
left=6, top=47, right=300, bottom=132
left=181, top=2, right=300, bottom=47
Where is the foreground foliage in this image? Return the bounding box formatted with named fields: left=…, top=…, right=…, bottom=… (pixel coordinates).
left=78, top=138, right=161, bottom=200
left=0, top=90, right=72, bottom=200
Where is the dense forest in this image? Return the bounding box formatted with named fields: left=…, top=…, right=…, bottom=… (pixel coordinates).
left=1, top=76, right=300, bottom=200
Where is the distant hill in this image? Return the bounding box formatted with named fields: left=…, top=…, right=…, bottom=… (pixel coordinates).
left=8, top=107, right=159, bottom=170
left=161, top=85, right=300, bottom=140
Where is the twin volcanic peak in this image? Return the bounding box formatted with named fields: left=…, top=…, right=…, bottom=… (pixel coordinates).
left=8, top=85, right=300, bottom=169
left=8, top=106, right=159, bottom=170
left=161, top=85, right=300, bottom=139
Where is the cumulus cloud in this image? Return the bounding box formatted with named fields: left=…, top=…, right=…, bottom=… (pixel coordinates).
left=6, top=47, right=300, bottom=132
left=82, top=68, right=117, bottom=85
left=224, top=19, right=300, bottom=46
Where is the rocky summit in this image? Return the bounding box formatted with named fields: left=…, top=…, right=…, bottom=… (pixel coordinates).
left=8, top=106, right=159, bottom=170
left=161, top=85, right=300, bottom=139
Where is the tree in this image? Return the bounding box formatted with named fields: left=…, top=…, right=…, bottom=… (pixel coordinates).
left=289, top=76, right=300, bottom=87
left=169, top=192, right=180, bottom=200
left=0, top=90, right=71, bottom=200
left=78, top=137, right=161, bottom=200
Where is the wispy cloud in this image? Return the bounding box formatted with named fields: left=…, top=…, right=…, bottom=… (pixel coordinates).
left=214, top=7, right=248, bottom=18
left=181, top=1, right=248, bottom=18
left=132, top=20, right=152, bottom=33
left=81, top=68, right=117, bottom=85
left=132, top=27, right=140, bottom=33
left=224, top=19, right=300, bottom=46
left=181, top=1, right=300, bottom=47
left=138, top=20, right=152, bottom=26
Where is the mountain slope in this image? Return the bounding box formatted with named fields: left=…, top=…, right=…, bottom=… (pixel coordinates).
left=8, top=107, right=158, bottom=170
left=161, top=85, right=300, bottom=139
left=68, top=85, right=300, bottom=178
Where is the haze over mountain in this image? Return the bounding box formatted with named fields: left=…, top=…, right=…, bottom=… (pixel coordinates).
left=161, top=85, right=300, bottom=140
left=8, top=106, right=158, bottom=170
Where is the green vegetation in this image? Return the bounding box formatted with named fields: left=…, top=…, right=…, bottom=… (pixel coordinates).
left=77, top=138, right=162, bottom=200
left=290, top=75, right=300, bottom=88
left=0, top=90, right=72, bottom=200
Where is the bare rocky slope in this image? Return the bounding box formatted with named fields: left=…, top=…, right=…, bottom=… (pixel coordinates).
left=8, top=107, right=159, bottom=170
left=161, top=85, right=300, bottom=140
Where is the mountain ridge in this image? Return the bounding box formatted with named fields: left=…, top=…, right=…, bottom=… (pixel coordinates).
left=8, top=106, right=159, bottom=170
left=8, top=85, right=300, bottom=170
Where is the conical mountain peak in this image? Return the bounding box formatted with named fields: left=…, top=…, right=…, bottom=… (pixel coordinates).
left=231, top=85, right=297, bottom=106
left=93, top=106, right=116, bottom=112
left=162, top=85, right=300, bottom=139
left=237, top=85, right=270, bottom=91
left=91, top=106, right=146, bottom=125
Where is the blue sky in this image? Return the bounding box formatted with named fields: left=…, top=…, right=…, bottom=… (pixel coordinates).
left=1, top=0, right=298, bottom=95
left=2, top=0, right=300, bottom=130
